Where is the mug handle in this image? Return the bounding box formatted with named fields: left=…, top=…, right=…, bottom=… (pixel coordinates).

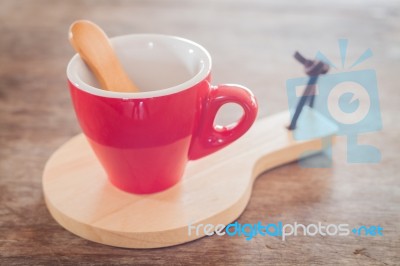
left=188, top=84, right=258, bottom=160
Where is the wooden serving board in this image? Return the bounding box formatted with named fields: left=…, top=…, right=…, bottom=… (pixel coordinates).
left=42, top=107, right=337, bottom=248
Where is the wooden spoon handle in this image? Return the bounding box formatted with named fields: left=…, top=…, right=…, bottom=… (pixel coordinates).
left=69, top=20, right=140, bottom=92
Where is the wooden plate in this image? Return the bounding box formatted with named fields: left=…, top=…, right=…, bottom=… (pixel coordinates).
left=42, top=107, right=337, bottom=248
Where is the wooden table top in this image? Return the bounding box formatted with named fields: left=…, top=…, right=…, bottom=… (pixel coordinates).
left=1, top=0, right=399, bottom=265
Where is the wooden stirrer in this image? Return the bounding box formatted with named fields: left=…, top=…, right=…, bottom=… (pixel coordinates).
left=69, top=20, right=140, bottom=92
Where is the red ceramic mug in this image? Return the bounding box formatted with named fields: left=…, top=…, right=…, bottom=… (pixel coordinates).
left=67, top=34, right=258, bottom=194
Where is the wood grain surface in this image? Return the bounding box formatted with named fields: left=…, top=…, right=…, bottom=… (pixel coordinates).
left=0, top=0, right=399, bottom=265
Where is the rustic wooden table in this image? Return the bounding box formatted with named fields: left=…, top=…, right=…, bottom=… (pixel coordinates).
left=1, top=0, right=399, bottom=265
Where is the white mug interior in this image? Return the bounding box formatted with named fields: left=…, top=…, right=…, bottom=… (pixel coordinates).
left=67, top=34, right=212, bottom=99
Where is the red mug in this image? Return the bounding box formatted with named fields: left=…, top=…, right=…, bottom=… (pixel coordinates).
left=67, top=34, right=258, bottom=194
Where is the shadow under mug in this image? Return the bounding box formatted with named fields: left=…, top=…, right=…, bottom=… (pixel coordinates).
left=67, top=34, right=258, bottom=194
